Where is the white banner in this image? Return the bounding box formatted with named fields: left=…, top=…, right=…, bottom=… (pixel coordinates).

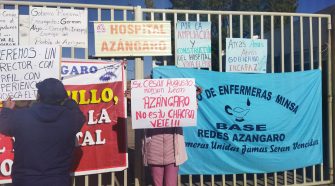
left=61, top=59, right=123, bottom=85
left=94, top=21, right=172, bottom=57
left=29, top=7, right=87, bottom=48
left=0, top=45, right=61, bottom=101
left=0, top=9, right=19, bottom=46
left=131, top=78, right=197, bottom=129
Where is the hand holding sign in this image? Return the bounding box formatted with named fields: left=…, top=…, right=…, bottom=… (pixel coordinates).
left=131, top=78, right=197, bottom=129
left=3, top=97, right=15, bottom=109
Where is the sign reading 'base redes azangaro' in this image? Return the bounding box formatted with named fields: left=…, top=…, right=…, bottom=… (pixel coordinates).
left=154, top=66, right=322, bottom=174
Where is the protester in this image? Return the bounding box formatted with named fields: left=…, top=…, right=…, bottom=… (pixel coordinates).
left=0, top=78, right=85, bottom=186
left=126, top=85, right=202, bottom=186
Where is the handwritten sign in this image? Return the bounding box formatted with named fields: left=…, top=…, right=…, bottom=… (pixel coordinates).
left=131, top=78, right=197, bottom=129
left=94, top=21, right=171, bottom=57
left=29, top=7, right=87, bottom=48
left=176, top=21, right=211, bottom=68
left=0, top=9, right=18, bottom=46
left=0, top=45, right=61, bottom=101
left=226, top=38, right=267, bottom=73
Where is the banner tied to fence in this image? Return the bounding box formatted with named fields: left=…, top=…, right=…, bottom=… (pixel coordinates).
left=62, top=59, right=127, bottom=175
left=153, top=66, right=322, bottom=174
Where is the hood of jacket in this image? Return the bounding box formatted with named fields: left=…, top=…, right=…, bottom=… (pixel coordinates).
left=31, top=103, right=67, bottom=122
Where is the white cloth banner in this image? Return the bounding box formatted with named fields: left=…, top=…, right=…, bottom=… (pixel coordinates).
left=61, top=59, right=123, bottom=85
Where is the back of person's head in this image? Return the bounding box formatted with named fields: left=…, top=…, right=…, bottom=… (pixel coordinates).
left=36, top=78, right=68, bottom=105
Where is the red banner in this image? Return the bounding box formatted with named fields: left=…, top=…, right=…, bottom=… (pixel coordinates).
left=68, top=83, right=127, bottom=174
left=0, top=134, right=13, bottom=183
left=63, top=59, right=127, bottom=175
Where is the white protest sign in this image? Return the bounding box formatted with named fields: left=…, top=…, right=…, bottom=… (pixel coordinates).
left=175, top=21, right=211, bottom=68
left=29, top=7, right=87, bottom=48
left=0, top=45, right=61, bottom=101
left=131, top=78, right=197, bottom=129
left=0, top=9, right=19, bottom=46
left=226, top=38, right=268, bottom=73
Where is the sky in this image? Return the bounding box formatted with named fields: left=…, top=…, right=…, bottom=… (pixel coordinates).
left=297, top=0, right=335, bottom=13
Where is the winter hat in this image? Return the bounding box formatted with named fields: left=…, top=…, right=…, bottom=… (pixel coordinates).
left=36, top=78, right=68, bottom=105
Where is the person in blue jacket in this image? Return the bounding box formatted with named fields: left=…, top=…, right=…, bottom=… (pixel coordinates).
left=0, top=78, right=85, bottom=186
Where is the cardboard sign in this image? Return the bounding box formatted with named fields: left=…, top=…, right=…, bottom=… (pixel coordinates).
left=131, top=78, right=197, bottom=129
left=226, top=38, right=268, bottom=73
left=175, top=21, right=211, bottom=68
left=0, top=9, right=19, bottom=46
left=29, top=7, right=87, bottom=48
left=94, top=21, right=172, bottom=57
left=0, top=45, right=61, bottom=101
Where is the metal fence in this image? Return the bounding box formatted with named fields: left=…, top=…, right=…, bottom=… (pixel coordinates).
left=0, top=1, right=333, bottom=186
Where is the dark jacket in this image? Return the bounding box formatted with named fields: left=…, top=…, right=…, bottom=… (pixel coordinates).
left=0, top=99, right=85, bottom=186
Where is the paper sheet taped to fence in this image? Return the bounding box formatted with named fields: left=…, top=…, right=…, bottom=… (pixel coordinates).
left=154, top=66, right=322, bottom=174
left=175, top=21, right=211, bottom=68
left=226, top=38, right=267, bottom=73
left=131, top=78, right=197, bottom=129
left=29, top=7, right=87, bottom=48
left=94, top=21, right=172, bottom=57
left=0, top=9, right=19, bottom=46
left=62, top=59, right=127, bottom=175
left=0, top=45, right=61, bottom=101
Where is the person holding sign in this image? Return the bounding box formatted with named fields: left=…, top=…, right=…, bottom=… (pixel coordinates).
left=0, top=78, right=85, bottom=186
left=126, top=85, right=202, bottom=186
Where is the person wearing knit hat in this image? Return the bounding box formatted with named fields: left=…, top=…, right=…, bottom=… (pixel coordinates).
left=36, top=78, right=68, bottom=105
left=0, top=78, right=85, bottom=186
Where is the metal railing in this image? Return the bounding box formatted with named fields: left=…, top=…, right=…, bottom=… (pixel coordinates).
left=0, top=1, right=333, bottom=186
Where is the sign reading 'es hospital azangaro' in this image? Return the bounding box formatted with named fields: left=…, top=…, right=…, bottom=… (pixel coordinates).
left=94, top=21, right=172, bottom=57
